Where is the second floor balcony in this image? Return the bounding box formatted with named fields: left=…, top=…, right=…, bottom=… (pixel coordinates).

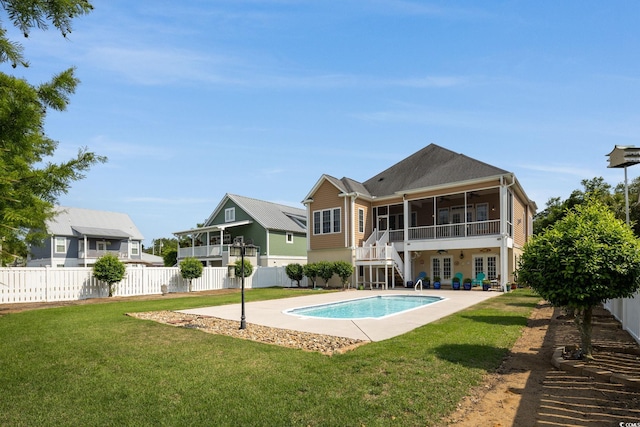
left=387, top=219, right=502, bottom=242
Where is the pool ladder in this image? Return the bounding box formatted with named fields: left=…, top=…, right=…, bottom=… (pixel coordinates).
left=414, top=279, right=423, bottom=291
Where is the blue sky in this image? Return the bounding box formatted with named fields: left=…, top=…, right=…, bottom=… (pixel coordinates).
left=6, top=1, right=640, bottom=247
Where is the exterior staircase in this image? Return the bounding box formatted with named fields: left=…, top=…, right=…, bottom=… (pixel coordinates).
left=355, top=229, right=404, bottom=289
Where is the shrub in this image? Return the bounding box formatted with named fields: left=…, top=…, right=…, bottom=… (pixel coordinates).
left=234, top=258, right=253, bottom=278
left=180, top=257, right=203, bottom=291
left=316, top=261, right=335, bottom=288
left=93, top=253, right=126, bottom=297
left=303, top=263, right=319, bottom=289
left=333, top=261, right=354, bottom=289
left=285, top=263, right=304, bottom=287
left=163, top=249, right=177, bottom=267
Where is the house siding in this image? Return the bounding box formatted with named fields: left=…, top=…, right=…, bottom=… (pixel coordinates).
left=268, top=231, right=307, bottom=257
left=513, top=195, right=527, bottom=247
left=354, top=200, right=372, bottom=247
left=309, top=180, right=346, bottom=250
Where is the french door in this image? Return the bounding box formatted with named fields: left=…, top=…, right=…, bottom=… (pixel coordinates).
left=431, top=256, right=453, bottom=282
left=473, top=254, right=498, bottom=281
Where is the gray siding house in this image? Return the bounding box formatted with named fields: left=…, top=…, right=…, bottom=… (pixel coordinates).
left=28, top=206, right=145, bottom=267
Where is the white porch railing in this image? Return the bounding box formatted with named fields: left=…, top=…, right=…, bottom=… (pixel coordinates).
left=78, top=249, right=129, bottom=259
left=355, top=229, right=405, bottom=286
left=401, top=219, right=502, bottom=241
left=355, top=245, right=396, bottom=262
left=178, top=245, right=225, bottom=258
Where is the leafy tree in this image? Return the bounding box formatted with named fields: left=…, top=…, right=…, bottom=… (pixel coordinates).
left=0, top=1, right=104, bottom=265
left=93, top=253, right=126, bottom=297
left=234, top=258, right=253, bottom=278
left=303, top=263, right=319, bottom=289
left=180, top=257, right=203, bottom=292
left=163, top=249, right=178, bottom=267
left=518, top=199, right=640, bottom=359
left=316, top=261, right=335, bottom=288
left=285, top=263, right=304, bottom=287
left=144, top=238, right=178, bottom=256
left=333, top=261, right=354, bottom=289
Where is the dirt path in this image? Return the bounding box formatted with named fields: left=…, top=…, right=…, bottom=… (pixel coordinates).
left=447, top=303, right=640, bottom=426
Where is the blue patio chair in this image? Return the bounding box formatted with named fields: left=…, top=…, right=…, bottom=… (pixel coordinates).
left=471, top=272, right=486, bottom=286
left=415, top=271, right=429, bottom=289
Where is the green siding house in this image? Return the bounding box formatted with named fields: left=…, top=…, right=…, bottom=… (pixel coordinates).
left=174, top=194, right=307, bottom=267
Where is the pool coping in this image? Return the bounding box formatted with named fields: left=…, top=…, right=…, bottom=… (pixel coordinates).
left=179, top=288, right=501, bottom=342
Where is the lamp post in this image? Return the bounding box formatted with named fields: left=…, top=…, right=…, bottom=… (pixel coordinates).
left=229, top=238, right=256, bottom=330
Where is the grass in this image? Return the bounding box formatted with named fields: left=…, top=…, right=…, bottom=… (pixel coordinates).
left=0, top=288, right=540, bottom=426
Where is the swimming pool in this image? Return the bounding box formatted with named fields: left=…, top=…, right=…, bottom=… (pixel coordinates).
left=284, top=295, right=444, bottom=319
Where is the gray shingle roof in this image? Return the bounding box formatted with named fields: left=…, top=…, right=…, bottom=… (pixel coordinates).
left=227, top=194, right=306, bottom=233
left=359, top=144, right=509, bottom=197
left=47, top=206, right=144, bottom=240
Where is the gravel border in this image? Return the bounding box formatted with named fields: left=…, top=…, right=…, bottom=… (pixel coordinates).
left=127, top=311, right=368, bottom=355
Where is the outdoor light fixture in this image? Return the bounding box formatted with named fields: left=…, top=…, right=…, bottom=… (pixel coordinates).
left=607, top=145, right=640, bottom=225
left=459, top=250, right=464, bottom=259
left=230, top=238, right=257, bottom=330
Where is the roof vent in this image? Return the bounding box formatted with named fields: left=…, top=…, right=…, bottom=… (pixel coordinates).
left=378, top=177, right=384, bottom=182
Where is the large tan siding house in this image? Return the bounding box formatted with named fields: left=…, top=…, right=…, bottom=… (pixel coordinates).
left=303, top=144, right=537, bottom=289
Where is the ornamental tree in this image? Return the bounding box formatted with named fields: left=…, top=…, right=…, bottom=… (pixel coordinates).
left=180, top=257, right=203, bottom=292
left=333, top=261, right=354, bottom=289
left=316, top=261, right=335, bottom=288
left=285, top=263, right=304, bottom=287
left=303, top=263, right=319, bottom=289
left=234, top=258, right=253, bottom=278
left=518, top=199, right=640, bottom=359
left=93, top=253, right=126, bottom=297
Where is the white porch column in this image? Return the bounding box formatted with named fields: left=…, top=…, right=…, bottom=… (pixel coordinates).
left=403, top=196, right=411, bottom=285
left=500, top=181, right=509, bottom=291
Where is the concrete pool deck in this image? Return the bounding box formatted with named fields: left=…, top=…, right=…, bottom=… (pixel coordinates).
left=179, top=288, right=502, bottom=342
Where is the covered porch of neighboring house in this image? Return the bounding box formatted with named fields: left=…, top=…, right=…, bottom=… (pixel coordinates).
left=73, top=226, right=140, bottom=267
left=355, top=186, right=513, bottom=290
left=173, top=220, right=260, bottom=267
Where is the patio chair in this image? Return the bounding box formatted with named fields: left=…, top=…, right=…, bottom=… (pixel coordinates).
left=414, top=271, right=429, bottom=290
left=471, top=272, right=486, bottom=287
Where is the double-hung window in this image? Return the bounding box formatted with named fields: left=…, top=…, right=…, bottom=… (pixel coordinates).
left=313, top=208, right=341, bottom=235
left=225, top=207, right=235, bottom=222
left=54, top=237, right=66, bottom=254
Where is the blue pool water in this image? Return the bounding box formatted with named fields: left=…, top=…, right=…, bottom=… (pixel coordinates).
left=284, top=295, right=444, bottom=319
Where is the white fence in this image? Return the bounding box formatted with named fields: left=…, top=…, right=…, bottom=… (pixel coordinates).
left=0, top=266, right=306, bottom=304
left=604, top=292, right=640, bottom=345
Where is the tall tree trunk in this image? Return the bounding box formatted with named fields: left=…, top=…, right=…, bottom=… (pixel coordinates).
left=574, top=306, right=594, bottom=359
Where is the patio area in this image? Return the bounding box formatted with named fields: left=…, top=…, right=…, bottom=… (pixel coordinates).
left=180, top=288, right=502, bottom=341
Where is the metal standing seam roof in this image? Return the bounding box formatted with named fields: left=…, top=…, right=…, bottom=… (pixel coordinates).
left=47, top=206, right=144, bottom=240
left=225, top=194, right=307, bottom=233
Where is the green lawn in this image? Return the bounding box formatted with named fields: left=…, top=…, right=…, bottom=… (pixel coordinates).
left=0, top=288, right=540, bottom=426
